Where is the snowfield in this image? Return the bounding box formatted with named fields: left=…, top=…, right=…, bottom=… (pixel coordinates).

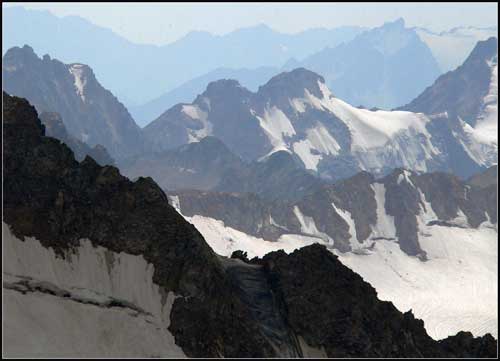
left=338, top=223, right=497, bottom=340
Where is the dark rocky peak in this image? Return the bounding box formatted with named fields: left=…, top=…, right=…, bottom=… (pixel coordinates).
left=198, top=78, right=253, bottom=102
left=257, top=67, right=325, bottom=101
left=463, top=37, right=498, bottom=68
left=3, top=45, right=66, bottom=73
left=259, top=150, right=302, bottom=170
left=3, top=47, right=144, bottom=161
left=3, top=44, right=38, bottom=63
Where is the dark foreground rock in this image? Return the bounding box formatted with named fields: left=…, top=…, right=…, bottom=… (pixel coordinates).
left=3, top=92, right=497, bottom=357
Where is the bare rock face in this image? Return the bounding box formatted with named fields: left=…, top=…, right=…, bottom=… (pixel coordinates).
left=3, top=92, right=497, bottom=357
left=3, top=45, right=144, bottom=161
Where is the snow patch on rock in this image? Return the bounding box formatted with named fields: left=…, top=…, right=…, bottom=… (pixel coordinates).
left=68, top=64, right=87, bottom=102
left=181, top=104, right=211, bottom=143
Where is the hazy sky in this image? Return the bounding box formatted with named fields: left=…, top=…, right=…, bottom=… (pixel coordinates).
left=4, top=2, right=498, bottom=45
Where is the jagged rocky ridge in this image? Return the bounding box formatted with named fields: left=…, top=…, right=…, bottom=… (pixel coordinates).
left=143, top=39, right=497, bottom=182
left=173, top=166, right=497, bottom=257
left=3, top=93, right=497, bottom=357
left=2, top=45, right=144, bottom=161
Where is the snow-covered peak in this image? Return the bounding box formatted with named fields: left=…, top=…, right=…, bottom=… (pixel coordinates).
left=291, top=80, right=435, bottom=151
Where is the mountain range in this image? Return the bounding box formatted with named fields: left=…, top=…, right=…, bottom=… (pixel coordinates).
left=2, top=6, right=364, bottom=106
left=3, top=91, right=497, bottom=357
left=6, top=6, right=496, bottom=128
left=141, top=37, right=497, bottom=182
left=3, top=37, right=497, bottom=182
left=132, top=18, right=443, bottom=124
left=2, top=15, right=498, bottom=356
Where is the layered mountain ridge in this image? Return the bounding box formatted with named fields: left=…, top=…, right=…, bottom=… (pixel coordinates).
left=3, top=92, right=497, bottom=357
left=143, top=37, right=497, bottom=181
left=3, top=6, right=365, bottom=105
left=133, top=18, right=445, bottom=125
left=173, top=167, right=497, bottom=257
